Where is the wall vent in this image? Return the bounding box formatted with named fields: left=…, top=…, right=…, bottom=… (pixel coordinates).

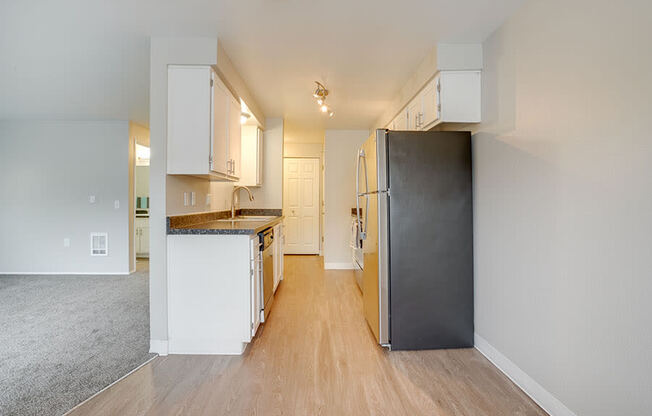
left=90, top=233, right=108, bottom=256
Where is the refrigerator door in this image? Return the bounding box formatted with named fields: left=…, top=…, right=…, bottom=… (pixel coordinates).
left=387, top=130, right=474, bottom=350
left=360, top=130, right=390, bottom=345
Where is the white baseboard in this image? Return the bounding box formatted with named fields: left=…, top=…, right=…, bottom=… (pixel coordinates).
left=0, top=271, right=131, bottom=275
left=474, top=333, right=576, bottom=416
left=324, top=262, right=354, bottom=270
left=149, top=339, right=169, bottom=356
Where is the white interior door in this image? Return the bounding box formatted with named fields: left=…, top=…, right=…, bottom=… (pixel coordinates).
left=283, top=158, right=320, bottom=254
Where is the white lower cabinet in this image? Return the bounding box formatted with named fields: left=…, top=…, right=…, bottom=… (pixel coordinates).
left=167, top=234, right=261, bottom=355
left=135, top=217, right=149, bottom=257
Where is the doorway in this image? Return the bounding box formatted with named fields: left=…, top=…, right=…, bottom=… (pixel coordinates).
left=283, top=158, right=320, bottom=254
left=134, top=143, right=150, bottom=264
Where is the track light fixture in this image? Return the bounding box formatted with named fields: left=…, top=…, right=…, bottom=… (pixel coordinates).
left=313, top=81, right=334, bottom=117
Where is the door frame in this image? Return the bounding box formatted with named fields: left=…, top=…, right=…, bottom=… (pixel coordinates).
left=282, top=157, right=322, bottom=255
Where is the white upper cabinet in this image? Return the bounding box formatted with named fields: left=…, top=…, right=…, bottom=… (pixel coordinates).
left=420, top=76, right=440, bottom=128
left=437, top=70, right=481, bottom=124
left=237, top=125, right=264, bottom=187
left=167, top=65, right=241, bottom=181
left=392, top=110, right=408, bottom=130
left=228, top=93, right=241, bottom=178
left=389, top=70, right=481, bottom=132
left=406, top=96, right=421, bottom=130
left=212, top=74, right=230, bottom=175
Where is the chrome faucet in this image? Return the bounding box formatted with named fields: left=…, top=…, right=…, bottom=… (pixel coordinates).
left=231, top=186, right=255, bottom=219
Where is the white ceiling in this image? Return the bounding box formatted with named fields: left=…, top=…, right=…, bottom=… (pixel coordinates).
left=0, top=0, right=526, bottom=129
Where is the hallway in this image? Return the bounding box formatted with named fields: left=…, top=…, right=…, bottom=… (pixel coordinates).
left=68, top=256, right=546, bottom=415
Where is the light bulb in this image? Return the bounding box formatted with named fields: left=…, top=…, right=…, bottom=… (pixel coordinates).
left=320, top=104, right=328, bottom=113
left=317, top=99, right=323, bottom=105
left=329, top=111, right=334, bottom=118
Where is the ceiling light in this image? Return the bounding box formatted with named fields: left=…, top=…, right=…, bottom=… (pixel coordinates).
left=240, top=112, right=251, bottom=124
left=313, top=81, right=334, bottom=117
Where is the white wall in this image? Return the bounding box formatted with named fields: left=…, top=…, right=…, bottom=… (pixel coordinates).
left=473, top=1, right=652, bottom=415
left=240, top=118, right=284, bottom=209
left=0, top=121, right=131, bottom=274
left=324, top=130, right=369, bottom=268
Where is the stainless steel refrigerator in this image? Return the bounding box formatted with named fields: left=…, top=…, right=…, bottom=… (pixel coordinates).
left=355, top=129, right=474, bottom=350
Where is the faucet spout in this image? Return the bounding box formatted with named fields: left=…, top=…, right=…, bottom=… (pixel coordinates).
left=231, top=186, right=255, bottom=219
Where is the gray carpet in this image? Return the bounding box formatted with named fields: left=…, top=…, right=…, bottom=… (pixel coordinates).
left=0, top=262, right=154, bottom=416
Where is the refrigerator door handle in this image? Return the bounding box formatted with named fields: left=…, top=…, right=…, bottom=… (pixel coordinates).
left=356, top=149, right=369, bottom=240
left=356, top=149, right=367, bottom=240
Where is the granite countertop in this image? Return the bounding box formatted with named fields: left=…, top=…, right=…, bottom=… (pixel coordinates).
left=167, top=208, right=283, bottom=235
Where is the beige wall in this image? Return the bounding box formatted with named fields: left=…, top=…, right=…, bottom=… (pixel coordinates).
left=473, top=1, right=652, bottom=415
left=283, top=119, right=325, bottom=144
left=323, top=129, right=369, bottom=267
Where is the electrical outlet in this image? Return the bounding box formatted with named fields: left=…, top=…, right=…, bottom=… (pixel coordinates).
left=191, top=192, right=196, bottom=206
left=63, top=238, right=71, bottom=248
left=114, top=200, right=120, bottom=209
left=183, top=192, right=189, bottom=206
left=89, top=195, right=96, bottom=204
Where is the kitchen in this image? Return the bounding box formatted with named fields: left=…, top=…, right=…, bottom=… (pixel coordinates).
left=156, top=41, right=482, bottom=356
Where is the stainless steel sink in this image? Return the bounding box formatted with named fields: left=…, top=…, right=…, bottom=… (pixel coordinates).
left=216, top=215, right=277, bottom=222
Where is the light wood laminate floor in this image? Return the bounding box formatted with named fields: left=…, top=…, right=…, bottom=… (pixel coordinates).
left=68, top=255, right=547, bottom=416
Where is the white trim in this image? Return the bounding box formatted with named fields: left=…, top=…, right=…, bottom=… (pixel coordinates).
left=0, top=271, right=131, bottom=275
left=324, top=262, right=355, bottom=270
left=474, top=333, right=576, bottom=416
left=63, top=354, right=157, bottom=415
left=149, top=339, right=169, bottom=356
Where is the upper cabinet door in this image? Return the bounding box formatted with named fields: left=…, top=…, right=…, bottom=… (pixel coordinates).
left=420, top=76, right=440, bottom=129
left=167, top=66, right=213, bottom=174
left=228, top=94, right=241, bottom=179
left=439, top=71, right=481, bottom=123
left=211, top=75, right=230, bottom=176
left=406, top=97, right=421, bottom=131
left=393, top=110, right=407, bottom=130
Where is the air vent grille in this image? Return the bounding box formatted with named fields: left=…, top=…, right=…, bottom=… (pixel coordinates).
left=90, top=233, right=108, bottom=256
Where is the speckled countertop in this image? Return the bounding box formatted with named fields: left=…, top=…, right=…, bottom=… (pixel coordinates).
left=167, top=209, right=283, bottom=235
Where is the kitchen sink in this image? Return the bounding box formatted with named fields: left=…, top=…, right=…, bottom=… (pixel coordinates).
left=216, top=215, right=277, bottom=222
